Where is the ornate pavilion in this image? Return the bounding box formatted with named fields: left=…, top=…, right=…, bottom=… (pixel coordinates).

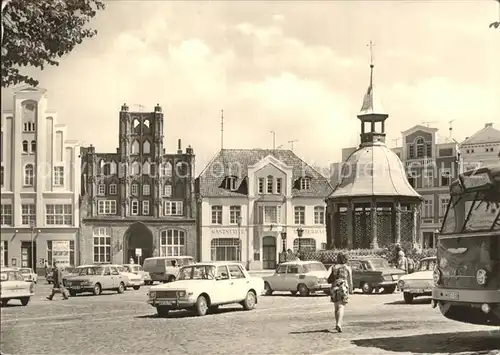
left=326, top=61, right=423, bottom=250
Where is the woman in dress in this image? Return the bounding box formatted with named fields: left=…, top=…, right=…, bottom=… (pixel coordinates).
left=329, top=252, right=354, bottom=332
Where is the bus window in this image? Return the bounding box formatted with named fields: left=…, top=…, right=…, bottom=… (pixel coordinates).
left=464, top=200, right=500, bottom=232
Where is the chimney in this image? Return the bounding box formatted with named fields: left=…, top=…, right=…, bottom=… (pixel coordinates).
left=485, top=123, right=493, bottom=128
left=177, top=139, right=182, bottom=154
left=186, top=145, right=193, bottom=155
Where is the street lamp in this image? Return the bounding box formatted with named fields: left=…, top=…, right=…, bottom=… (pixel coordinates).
left=237, top=215, right=242, bottom=262
left=280, top=232, right=287, bottom=262
left=296, top=226, right=304, bottom=256
left=29, top=219, right=35, bottom=271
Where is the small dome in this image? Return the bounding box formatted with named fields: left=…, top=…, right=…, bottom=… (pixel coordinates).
left=328, top=142, right=421, bottom=199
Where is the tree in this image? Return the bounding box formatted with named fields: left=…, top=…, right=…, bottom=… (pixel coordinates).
left=1, top=0, right=105, bottom=87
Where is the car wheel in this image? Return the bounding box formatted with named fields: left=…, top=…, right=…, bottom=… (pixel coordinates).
left=383, top=285, right=397, bottom=294
left=209, top=305, right=219, bottom=313
left=69, top=290, right=77, bottom=297
left=242, top=291, right=256, bottom=310
left=157, top=306, right=169, bottom=318
left=117, top=282, right=125, bottom=294
left=290, top=291, right=297, bottom=296
left=264, top=282, right=273, bottom=296
left=298, top=284, right=310, bottom=297
left=361, top=282, right=373, bottom=294
left=195, top=295, right=208, bottom=316
left=133, top=286, right=140, bottom=291
left=403, top=292, right=414, bottom=304
left=20, top=297, right=30, bottom=306
left=93, top=283, right=102, bottom=296
left=168, top=276, right=176, bottom=283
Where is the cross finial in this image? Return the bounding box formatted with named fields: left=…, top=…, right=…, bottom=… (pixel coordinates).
left=367, top=40, right=375, bottom=67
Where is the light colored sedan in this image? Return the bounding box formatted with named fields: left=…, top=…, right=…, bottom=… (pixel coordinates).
left=263, top=261, right=330, bottom=297
left=1, top=268, right=35, bottom=306
left=112, top=265, right=144, bottom=290
left=397, top=257, right=437, bottom=304
left=123, top=264, right=152, bottom=285
left=18, top=268, right=38, bottom=284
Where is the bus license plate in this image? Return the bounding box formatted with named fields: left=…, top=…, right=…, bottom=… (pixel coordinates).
left=443, top=291, right=459, bottom=300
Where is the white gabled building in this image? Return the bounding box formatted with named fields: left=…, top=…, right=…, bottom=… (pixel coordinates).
left=460, top=123, right=500, bottom=170
left=1, top=88, right=81, bottom=274
left=196, top=149, right=333, bottom=270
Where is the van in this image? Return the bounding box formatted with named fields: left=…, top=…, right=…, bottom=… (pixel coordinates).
left=143, top=256, right=195, bottom=283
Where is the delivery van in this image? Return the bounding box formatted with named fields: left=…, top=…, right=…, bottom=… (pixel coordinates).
left=143, top=256, right=194, bottom=283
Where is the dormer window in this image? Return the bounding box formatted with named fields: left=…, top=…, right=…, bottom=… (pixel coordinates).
left=300, top=177, right=311, bottom=190
left=224, top=176, right=237, bottom=191
left=267, top=175, right=273, bottom=193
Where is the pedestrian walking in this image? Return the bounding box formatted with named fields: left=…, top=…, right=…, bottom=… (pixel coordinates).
left=46, top=263, right=69, bottom=300
left=327, top=252, right=353, bottom=333
left=397, top=250, right=409, bottom=274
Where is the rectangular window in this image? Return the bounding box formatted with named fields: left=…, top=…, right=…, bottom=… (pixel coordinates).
left=97, top=184, right=105, bottom=195
left=422, top=198, right=434, bottom=218
left=143, top=184, right=150, bottom=196
left=258, top=178, right=264, bottom=194
left=211, top=238, right=241, bottom=261
left=163, top=184, right=172, bottom=197
left=294, top=206, right=306, bottom=224
left=276, top=178, right=282, bottom=194
left=423, top=170, right=434, bottom=188
left=1, top=166, right=4, bottom=187
left=440, top=197, right=450, bottom=217
left=267, top=176, right=273, bottom=194
left=229, top=206, right=241, bottom=224
left=440, top=169, right=451, bottom=187
left=109, top=184, right=117, bottom=195
left=98, top=200, right=117, bottom=215
left=164, top=201, right=183, bottom=216
left=93, top=229, right=111, bottom=263
left=131, top=184, right=138, bottom=196
left=314, top=206, right=325, bottom=224
left=300, top=178, right=311, bottom=190
left=21, top=204, right=36, bottom=225
left=264, top=206, right=281, bottom=224
left=53, top=166, right=64, bottom=186
left=407, top=173, right=416, bottom=188
left=142, top=201, right=150, bottom=215
left=131, top=200, right=139, bottom=215
left=160, top=229, right=185, bottom=257
left=0, top=204, right=12, bottom=225
left=211, top=205, right=222, bottom=224
left=47, top=240, right=75, bottom=267
left=46, top=204, right=73, bottom=225
left=1, top=240, right=8, bottom=267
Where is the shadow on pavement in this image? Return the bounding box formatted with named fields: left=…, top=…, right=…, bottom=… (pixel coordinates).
left=352, top=330, right=500, bottom=353
left=289, top=329, right=333, bottom=334
left=384, top=298, right=432, bottom=305
left=135, top=307, right=245, bottom=319
left=264, top=294, right=328, bottom=298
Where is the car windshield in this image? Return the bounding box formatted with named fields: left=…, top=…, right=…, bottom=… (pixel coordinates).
left=116, top=266, right=126, bottom=272
left=177, top=265, right=216, bottom=280
left=304, top=263, right=326, bottom=272
left=0, top=271, right=21, bottom=281
left=19, top=268, right=31, bottom=274
left=418, top=259, right=437, bottom=271
left=367, top=259, right=389, bottom=270
left=123, top=265, right=132, bottom=272
left=78, top=267, right=103, bottom=276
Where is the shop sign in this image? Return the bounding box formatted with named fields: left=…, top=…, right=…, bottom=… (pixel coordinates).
left=52, top=241, right=70, bottom=266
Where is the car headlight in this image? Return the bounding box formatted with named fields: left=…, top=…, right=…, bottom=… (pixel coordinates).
left=433, top=268, right=441, bottom=285
left=397, top=280, right=405, bottom=289
left=476, top=269, right=488, bottom=286
left=149, top=291, right=156, bottom=299
left=177, top=291, right=186, bottom=298
left=82, top=280, right=92, bottom=286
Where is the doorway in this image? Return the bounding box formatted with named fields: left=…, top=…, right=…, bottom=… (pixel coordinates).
left=124, top=222, right=154, bottom=265
left=262, top=236, right=277, bottom=270
left=21, top=241, right=37, bottom=271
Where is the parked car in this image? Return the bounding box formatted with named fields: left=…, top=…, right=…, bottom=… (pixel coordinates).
left=123, top=264, right=152, bottom=285
left=65, top=265, right=127, bottom=296
left=263, top=261, right=330, bottom=296
left=328, top=257, right=406, bottom=294
left=111, top=264, right=144, bottom=290
left=62, top=265, right=91, bottom=287
left=397, top=256, right=436, bottom=304
left=147, top=262, right=265, bottom=317
left=18, top=268, right=38, bottom=284
left=143, top=256, right=194, bottom=283
left=1, top=268, right=35, bottom=306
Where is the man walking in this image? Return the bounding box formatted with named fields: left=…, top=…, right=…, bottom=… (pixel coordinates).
left=46, top=262, right=69, bottom=300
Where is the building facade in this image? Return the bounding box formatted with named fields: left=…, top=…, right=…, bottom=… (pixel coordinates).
left=1, top=88, right=81, bottom=274
left=460, top=123, right=500, bottom=170
left=79, top=104, right=196, bottom=265
left=196, top=149, right=333, bottom=270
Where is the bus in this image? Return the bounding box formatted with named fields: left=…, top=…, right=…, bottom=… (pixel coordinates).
left=432, top=164, right=500, bottom=326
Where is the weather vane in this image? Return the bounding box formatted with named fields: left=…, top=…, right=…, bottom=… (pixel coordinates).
left=367, top=40, right=375, bottom=67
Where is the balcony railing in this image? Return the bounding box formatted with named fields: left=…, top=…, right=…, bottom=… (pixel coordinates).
left=405, top=158, right=435, bottom=167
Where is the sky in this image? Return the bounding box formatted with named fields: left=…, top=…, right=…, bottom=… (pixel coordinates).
left=1, top=0, right=499, bottom=175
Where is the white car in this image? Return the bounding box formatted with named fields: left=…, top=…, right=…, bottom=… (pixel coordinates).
left=148, top=262, right=265, bottom=317
left=18, top=268, right=38, bottom=284
left=123, top=264, right=152, bottom=285
left=112, top=265, right=144, bottom=290
left=397, top=257, right=437, bottom=304
left=1, top=268, right=35, bottom=306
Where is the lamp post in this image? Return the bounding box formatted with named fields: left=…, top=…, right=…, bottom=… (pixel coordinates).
left=237, top=215, right=242, bottom=262
left=280, top=232, right=287, bottom=262
left=29, top=220, right=35, bottom=271
left=296, top=226, right=304, bottom=257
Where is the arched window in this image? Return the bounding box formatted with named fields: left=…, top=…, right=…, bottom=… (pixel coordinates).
left=109, top=161, right=117, bottom=175
left=132, top=119, right=140, bottom=129
left=131, top=140, right=140, bottom=154
left=160, top=229, right=185, bottom=256
left=176, top=161, right=187, bottom=177
left=143, top=140, right=150, bottom=154
left=415, top=137, right=425, bottom=158
left=143, top=161, right=150, bottom=175
left=24, top=164, right=34, bottom=186
left=102, top=163, right=111, bottom=176
left=22, top=140, right=28, bottom=153
left=211, top=238, right=241, bottom=261
left=293, top=238, right=316, bottom=252
left=131, top=161, right=140, bottom=175
left=30, top=140, right=36, bottom=153
left=143, top=119, right=150, bottom=128
left=162, top=162, right=172, bottom=177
